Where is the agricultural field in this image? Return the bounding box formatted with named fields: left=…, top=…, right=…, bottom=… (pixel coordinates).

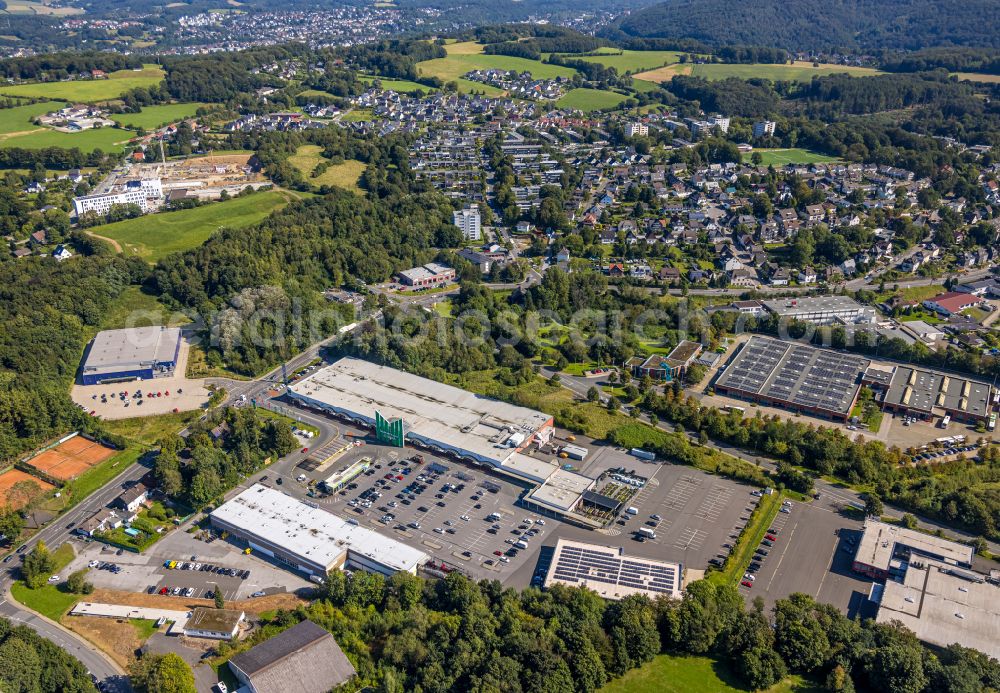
left=2, top=0, right=84, bottom=15
left=417, top=48, right=577, bottom=84
left=0, top=124, right=133, bottom=151
left=288, top=144, right=365, bottom=193
left=744, top=148, right=841, bottom=165
left=634, top=61, right=881, bottom=83
left=600, top=654, right=816, bottom=693
left=556, top=88, right=628, bottom=112
left=358, top=74, right=435, bottom=93
left=0, top=100, right=60, bottom=135
left=953, top=72, right=1000, bottom=84
left=85, top=189, right=298, bottom=262
left=110, top=102, right=209, bottom=130
left=560, top=49, right=682, bottom=74
left=0, top=65, right=165, bottom=102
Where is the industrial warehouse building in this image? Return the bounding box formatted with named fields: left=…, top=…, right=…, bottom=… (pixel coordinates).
left=851, top=520, right=973, bottom=580
left=873, top=558, right=1000, bottom=660
left=863, top=364, right=993, bottom=424
left=288, top=358, right=555, bottom=471
left=762, top=295, right=876, bottom=325
left=210, top=484, right=429, bottom=577
left=79, top=326, right=182, bottom=385
left=714, top=336, right=870, bottom=422
left=289, top=358, right=600, bottom=523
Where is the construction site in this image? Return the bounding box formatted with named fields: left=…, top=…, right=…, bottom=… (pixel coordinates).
left=99, top=153, right=270, bottom=203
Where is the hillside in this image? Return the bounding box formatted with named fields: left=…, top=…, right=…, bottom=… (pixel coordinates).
left=612, top=0, right=1000, bottom=52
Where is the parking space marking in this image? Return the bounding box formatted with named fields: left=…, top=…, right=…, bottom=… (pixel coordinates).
left=661, top=475, right=700, bottom=510
left=695, top=485, right=734, bottom=521
left=674, top=527, right=707, bottom=550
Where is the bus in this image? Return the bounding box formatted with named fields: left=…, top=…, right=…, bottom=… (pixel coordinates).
left=723, top=405, right=746, bottom=415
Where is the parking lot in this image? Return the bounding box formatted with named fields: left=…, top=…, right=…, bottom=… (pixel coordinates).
left=308, top=445, right=557, bottom=582
left=739, top=499, right=876, bottom=618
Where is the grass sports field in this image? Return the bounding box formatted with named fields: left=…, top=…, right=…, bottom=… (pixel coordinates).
left=745, top=148, right=841, bottom=165
left=87, top=189, right=298, bottom=262
left=0, top=100, right=60, bottom=134
left=556, top=88, right=627, bottom=112
left=111, top=102, right=209, bottom=130
left=0, top=65, right=165, bottom=102
left=600, top=654, right=817, bottom=693
left=635, top=61, right=880, bottom=83
left=288, top=145, right=365, bottom=192
left=358, top=75, right=435, bottom=93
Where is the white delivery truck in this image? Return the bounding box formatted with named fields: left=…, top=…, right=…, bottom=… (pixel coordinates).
left=638, top=527, right=656, bottom=539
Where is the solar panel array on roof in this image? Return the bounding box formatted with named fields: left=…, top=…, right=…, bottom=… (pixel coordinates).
left=549, top=543, right=678, bottom=596
left=715, top=337, right=870, bottom=416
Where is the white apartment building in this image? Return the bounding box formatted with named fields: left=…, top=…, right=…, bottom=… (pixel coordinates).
left=453, top=204, right=481, bottom=241
left=753, top=120, right=776, bottom=138
left=625, top=122, right=649, bottom=137
left=72, top=178, right=163, bottom=218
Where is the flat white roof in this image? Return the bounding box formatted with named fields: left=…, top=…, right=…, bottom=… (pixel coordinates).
left=84, top=326, right=181, bottom=373
left=877, top=560, right=1000, bottom=659
left=544, top=538, right=683, bottom=600
left=528, top=468, right=595, bottom=512
left=289, top=358, right=552, bottom=467
left=855, top=520, right=973, bottom=571
left=211, top=485, right=428, bottom=573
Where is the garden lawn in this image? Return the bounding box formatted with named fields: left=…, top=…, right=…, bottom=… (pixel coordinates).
left=600, top=653, right=817, bottom=693
left=556, top=88, right=627, bottom=112
left=86, top=189, right=297, bottom=261
left=744, top=148, right=841, bottom=165
left=0, top=125, right=133, bottom=151
left=358, top=75, right=435, bottom=93
left=111, top=102, right=209, bottom=130
left=11, top=582, right=78, bottom=622
left=0, top=65, right=165, bottom=102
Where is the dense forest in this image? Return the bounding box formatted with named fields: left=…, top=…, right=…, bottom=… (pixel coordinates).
left=607, top=0, right=1000, bottom=52
left=219, top=567, right=1000, bottom=693
left=0, top=234, right=147, bottom=463
left=0, top=52, right=144, bottom=81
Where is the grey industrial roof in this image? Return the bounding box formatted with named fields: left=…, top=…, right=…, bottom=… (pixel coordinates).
left=83, top=326, right=181, bottom=374
left=883, top=366, right=992, bottom=418
left=762, top=295, right=868, bottom=318
left=229, top=620, right=356, bottom=693
left=876, top=560, right=1000, bottom=659
left=715, top=336, right=869, bottom=416
left=288, top=358, right=552, bottom=468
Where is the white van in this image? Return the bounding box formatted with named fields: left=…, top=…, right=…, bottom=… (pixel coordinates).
left=625, top=506, right=639, bottom=515
left=514, top=541, right=528, bottom=550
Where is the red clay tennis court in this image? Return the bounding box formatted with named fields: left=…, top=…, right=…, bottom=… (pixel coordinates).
left=26, top=436, right=117, bottom=481
left=0, top=470, right=55, bottom=508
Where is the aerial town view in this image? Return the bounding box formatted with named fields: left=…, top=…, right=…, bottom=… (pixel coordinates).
left=1, top=1, right=1000, bottom=692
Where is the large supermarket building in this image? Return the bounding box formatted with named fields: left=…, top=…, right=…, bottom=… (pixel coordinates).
left=210, top=484, right=429, bottom=577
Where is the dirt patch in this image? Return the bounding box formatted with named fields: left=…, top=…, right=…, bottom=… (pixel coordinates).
left=85, top=231, right=123, bottom=253
left=174, top=153, right=253, bottom=169
left=634, top=64, right=691, bottom=82
left=0, top=469, right=56, bottom=509
left=87, top=587, right=308, bottom=615
left=63, top=615, right=147, bottom=668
